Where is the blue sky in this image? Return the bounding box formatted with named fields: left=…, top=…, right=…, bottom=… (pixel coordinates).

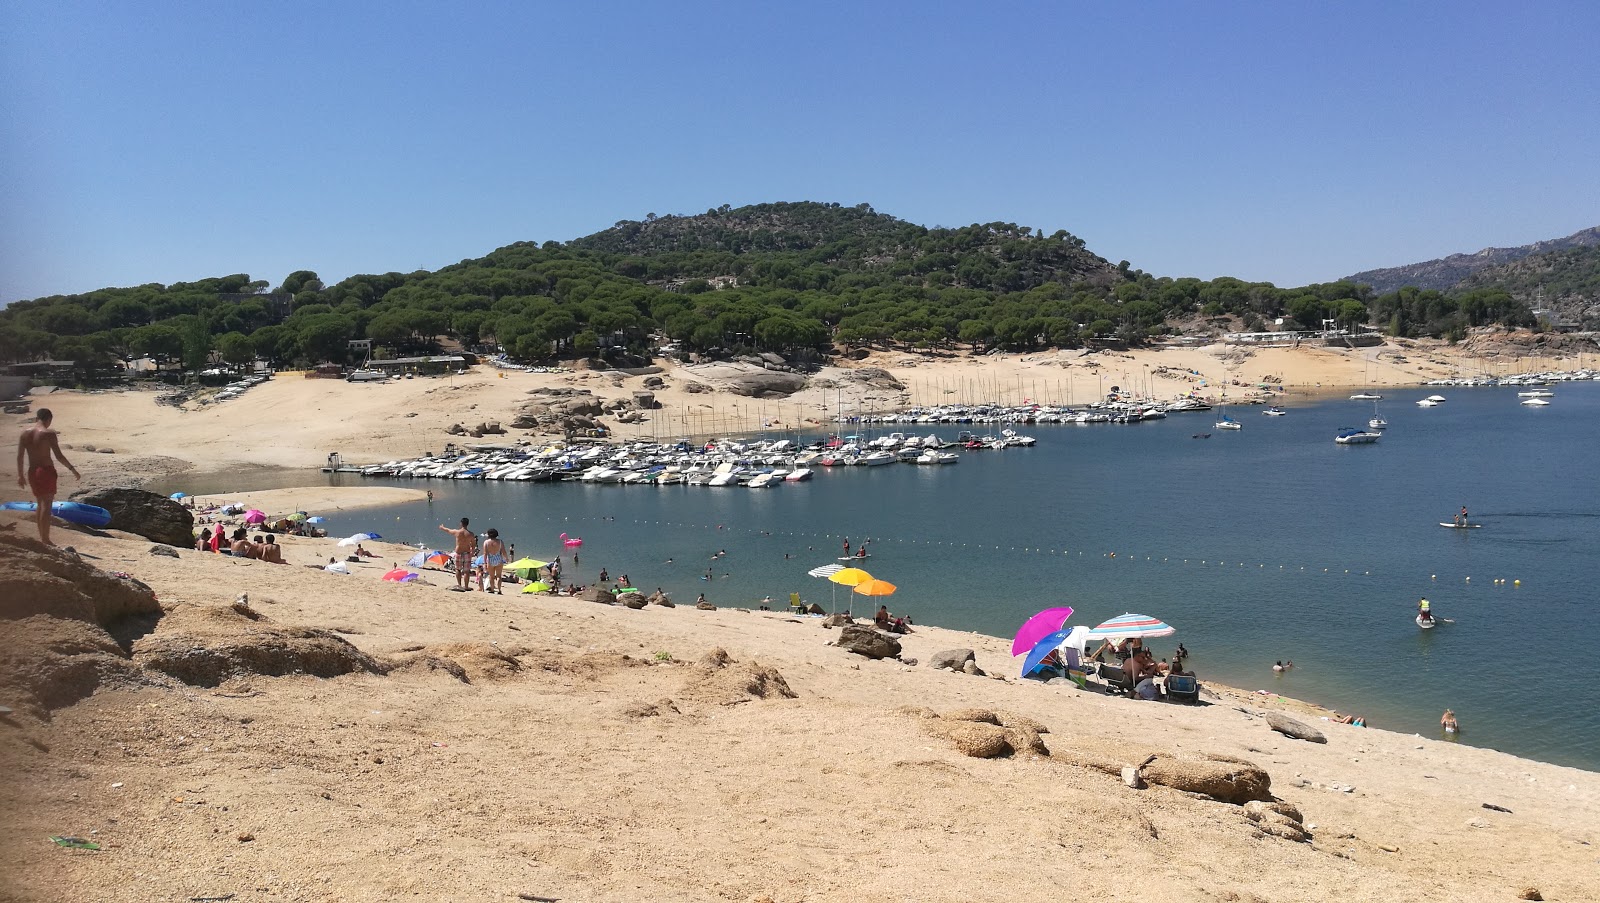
left=3, top=1, right=1597, bottom=302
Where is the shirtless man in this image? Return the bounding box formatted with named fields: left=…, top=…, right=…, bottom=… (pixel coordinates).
left=15, top=408, right=80, bottom=545
left=438, top=517, right=476, bottom=590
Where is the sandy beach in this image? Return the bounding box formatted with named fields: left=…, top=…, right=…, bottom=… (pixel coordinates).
left=2, top=511, right=1596, bottom=903
left=4, top=336, right=1592, bottom=494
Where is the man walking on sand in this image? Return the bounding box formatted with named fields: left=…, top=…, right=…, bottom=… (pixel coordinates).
left=438, top=517, right=476, bottom=591
left=16, top=408, right=80, bottom=546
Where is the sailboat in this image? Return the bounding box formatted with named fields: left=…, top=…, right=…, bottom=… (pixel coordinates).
left=1350, top=358, right=1381, bottom=400
left=1214, top=387, right=1241, bottom=430
left=1368, top=400, right=1387, bottom=431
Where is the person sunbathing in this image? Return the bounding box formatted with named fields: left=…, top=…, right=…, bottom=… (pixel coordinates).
left=260, top=535, right=284, bottom=564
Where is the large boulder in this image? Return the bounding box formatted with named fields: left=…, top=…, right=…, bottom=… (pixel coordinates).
left=70, top=487, right=194, bottom=547
left=847, top=367, right=905, bottom=391
left=837, top=624, right=901, bottom=659
left=1265, top=712, right=1327, bottom=744
left=929, top=649, right=976, bottom=671
left=577, top=586, right=617, bottom=605
left=725, top=370, right=808, bottom=398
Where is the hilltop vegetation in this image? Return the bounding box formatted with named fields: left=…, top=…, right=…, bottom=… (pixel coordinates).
left=1455, top=244, right=1600, bottom=329
left=0, top=202, right=1542, bottom=371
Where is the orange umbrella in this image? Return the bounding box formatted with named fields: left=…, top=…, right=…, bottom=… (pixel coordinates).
left=851, top=578, right=897, bottom=597
left=828, top=567, right=873, bottom=587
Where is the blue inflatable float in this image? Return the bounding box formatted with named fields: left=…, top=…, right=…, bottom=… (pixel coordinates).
left=1, top=500, right=113, bottom=528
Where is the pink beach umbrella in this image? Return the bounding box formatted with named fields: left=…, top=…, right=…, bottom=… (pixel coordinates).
left=1010, top=606, right=1076, bottom=656
left=243, top=509, right=267, bottom=524
left=560, top=532, right=583, bottom=548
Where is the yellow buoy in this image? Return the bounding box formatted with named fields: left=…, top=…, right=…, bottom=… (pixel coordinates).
left=1514, top=579, right=1521, bottom=586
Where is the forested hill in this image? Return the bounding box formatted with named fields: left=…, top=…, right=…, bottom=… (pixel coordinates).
left=1346, top=225, right=1600, bottom=295
left=1455, top=244, right=1600, bottom=329
left=564, top=201, right=1121, bottom=291
left=0, top=201, right=1540, bottom=372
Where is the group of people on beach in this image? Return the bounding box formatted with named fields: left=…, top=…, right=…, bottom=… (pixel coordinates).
left=195, top=526, right=285, bottom=563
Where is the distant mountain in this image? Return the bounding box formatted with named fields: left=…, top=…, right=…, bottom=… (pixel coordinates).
left=1346, top=226, right=1600, bottom=295
left=1456, top=244, right=1600, bottom=329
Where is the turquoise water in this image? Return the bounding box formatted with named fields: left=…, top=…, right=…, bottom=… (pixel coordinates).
left=176, top=383, right=1600, bottom=771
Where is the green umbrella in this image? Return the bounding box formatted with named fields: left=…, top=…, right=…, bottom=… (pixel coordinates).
left=521, top=581, right=552, bottom=594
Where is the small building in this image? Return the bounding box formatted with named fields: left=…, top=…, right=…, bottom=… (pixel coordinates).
left=367, top=355, right=468, bottom=376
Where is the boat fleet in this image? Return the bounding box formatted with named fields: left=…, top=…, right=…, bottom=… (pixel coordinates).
left=355, top=429, right=1041, bottom=486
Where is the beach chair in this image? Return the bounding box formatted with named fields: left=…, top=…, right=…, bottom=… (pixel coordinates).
left=789, top=592, right=806, bottom=614
left=1164, top=674, right=1200, bottom=704
left=1097, top=663, right=1135, bottom=696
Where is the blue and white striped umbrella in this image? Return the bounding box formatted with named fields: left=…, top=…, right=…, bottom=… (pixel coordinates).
left=807, top=563, right=844, bottom=578
left=1084, top=612, right=1175, bottom=639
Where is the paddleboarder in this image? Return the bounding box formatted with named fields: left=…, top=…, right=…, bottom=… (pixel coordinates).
left=15, top=408, right=81, bottom=546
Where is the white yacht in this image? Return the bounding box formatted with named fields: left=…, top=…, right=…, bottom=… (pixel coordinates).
left=1334, top=428, right=1381, bottom=445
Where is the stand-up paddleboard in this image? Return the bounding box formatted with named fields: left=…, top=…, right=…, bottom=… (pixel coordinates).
left=1439, top=522, right=1482, bottom=529
left=1, top=500, right=113, bottom=528
left=1416, top=614, right=1436, bottom=629
left=838, top=555, right=872, bottom=561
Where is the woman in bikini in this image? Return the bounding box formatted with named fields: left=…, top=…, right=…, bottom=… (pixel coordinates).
left=481, top=528, right=507, bottom=594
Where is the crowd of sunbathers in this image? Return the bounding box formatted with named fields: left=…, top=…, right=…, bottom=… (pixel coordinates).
left=195, top=526, right=286, bottom=563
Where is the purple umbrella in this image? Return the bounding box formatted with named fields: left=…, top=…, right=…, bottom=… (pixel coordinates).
left=1011, top=606, right=1075, bottom=656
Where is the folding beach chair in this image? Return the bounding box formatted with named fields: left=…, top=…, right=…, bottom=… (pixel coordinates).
left=789, top=592, right=806, bottom=614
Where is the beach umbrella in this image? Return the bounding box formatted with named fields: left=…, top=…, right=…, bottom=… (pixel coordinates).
left=336, top=532, right=382, bottom=547
left=828, top=567, right=873, bottom=587
left=286, top=512, right=307, bottom=522
left=382, top=568, right=417, bottom=582
left=1018, top=628, right=1077, bottom=678
left=851, top=578, right=897, bottom=597
left=306, top=516, right=326, bottom=524
left=324, top=561, right=350, bottom=574
left=1084, top=612, right=1176, bottom=640
left=521, top=581, right=552, bottom=594
left=408, top=550, right=451, bottom=568
left=243, top=509, right=266, bottom=524
left=508, top=557, right=548, bottom=579
left=169, top=492, right=186, bottom=500
left=1011, top=606, right=1076, bottom=656
left=808, top=563, right=846, bottom=610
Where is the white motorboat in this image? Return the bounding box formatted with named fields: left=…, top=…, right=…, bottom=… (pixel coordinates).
left=859, top=451, right=897, bottom=466
left=1517, top=389, right=1555, bottom=398
left=1262, top=406, right=1286, bottom=416
left=1416, top=398, right=1440, bottom=407
left=1334, top=428, right=1381, bottom=445
left=1350, top=392, right=1382, bottom=400
left=1427, top=395, right=1447, bottom=402
left=915, top=450, right=959, bottom=465
left=1520, top=397, right=1551, bottom=406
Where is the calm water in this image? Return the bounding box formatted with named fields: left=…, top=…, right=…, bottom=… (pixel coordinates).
left=168, top=383, right=1600, bottom=771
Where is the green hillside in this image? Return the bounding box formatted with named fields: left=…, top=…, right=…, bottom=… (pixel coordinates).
left=0, top=202, right=1540, bottom=371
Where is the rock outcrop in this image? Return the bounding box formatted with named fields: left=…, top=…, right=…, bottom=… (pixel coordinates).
left=836, top=624, right=901, bottom=659
left=133, top=603, right=383, bottom=688
left=71, top=487, right=194, bottom=547
left=1265, top=712, right=1327, bottom=743
left=928, top=649, right=976, bottom=671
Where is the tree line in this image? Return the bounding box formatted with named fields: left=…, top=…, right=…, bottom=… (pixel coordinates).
left=0, top=202, right=1540, bottom=369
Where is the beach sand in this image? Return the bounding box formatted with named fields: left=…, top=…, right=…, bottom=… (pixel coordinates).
left=5, top=338, right=1590, bottom=493
left=2, top=514, right=1596, bottom=902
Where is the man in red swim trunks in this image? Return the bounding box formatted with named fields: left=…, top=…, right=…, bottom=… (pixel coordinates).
left=15, top=408, right=81, bottom=546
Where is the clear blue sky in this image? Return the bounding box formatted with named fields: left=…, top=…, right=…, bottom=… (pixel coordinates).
left=3, top=1, right=1597, bottom=302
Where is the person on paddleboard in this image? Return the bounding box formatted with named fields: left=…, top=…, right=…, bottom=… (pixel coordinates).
left=1455, top=506, right=1468, bottom=527
left=1418, top=597, right=1432, bottom=622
